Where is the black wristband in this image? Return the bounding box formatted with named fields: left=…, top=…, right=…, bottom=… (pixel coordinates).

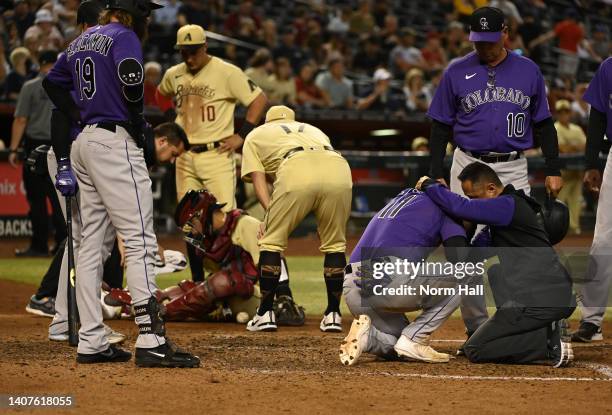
left=238, top=121, right=256, bottom=139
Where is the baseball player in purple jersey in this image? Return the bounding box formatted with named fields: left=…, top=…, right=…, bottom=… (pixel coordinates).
left=43, top=0, right=199, bottom=367
left=43, top=0, right=127, bottom=346
left=572, top=57, right=612, bottom=342
left=427, top=6, right=563, bottom=337
left=340, top=188, right=474, bottom=365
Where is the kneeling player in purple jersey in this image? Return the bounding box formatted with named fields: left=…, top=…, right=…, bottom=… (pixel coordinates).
left=427, top=6, right=564, bottom=340
left=417, top=163, right=575, bottom=368
left=42, top=0, right=198, bottom=367
left=340, top=188, right=477, bottom=365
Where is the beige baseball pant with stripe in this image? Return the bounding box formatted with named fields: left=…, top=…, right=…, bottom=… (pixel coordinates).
left=71, top=125, right=163, bottom=354
left=175, top=149, right=236, bottom=210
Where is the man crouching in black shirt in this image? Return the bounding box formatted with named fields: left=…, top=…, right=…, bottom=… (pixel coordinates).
left=417, top=162, right=576, bottom=368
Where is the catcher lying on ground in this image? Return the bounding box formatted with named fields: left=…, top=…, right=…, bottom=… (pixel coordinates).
left=159, top=189, right=305, bottom=325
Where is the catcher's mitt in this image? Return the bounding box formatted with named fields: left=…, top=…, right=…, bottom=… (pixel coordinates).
left=273, top=295, right=305, bottom=326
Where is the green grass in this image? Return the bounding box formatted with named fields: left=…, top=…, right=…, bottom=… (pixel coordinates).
left=1, top=256, right=610, bottom=319
left=0, top=256, right=347, bottom=316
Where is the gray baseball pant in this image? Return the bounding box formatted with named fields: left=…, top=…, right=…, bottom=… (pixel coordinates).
left=343, top=261, right=460, bottom=357
left=579, top=150, right=612, bottom=327
left=71, top=125, right=162, bottom=354
left=449, top=148, right=531, bottom=333
left=46, top=148, right=116, bottom=339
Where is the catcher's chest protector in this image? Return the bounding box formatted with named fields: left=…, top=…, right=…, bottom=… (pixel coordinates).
left=205, top=209, right=244, bottom=263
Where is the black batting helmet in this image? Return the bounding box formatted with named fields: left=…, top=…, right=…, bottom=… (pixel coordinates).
left=77, top=1, right=103, bottom=26
left=540, top=197, right=570, bottom=245
left=105, top=0, right=163, bottom=19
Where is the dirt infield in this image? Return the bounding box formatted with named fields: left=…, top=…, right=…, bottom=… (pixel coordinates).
left=1, top=279, right=611, bottom=414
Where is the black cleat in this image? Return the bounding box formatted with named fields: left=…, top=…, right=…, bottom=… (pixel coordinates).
left=77, top=345, right=132, bottom=364
left=135, top=339, right=200, bottom=368
left=548, top=320, right=573, bottom=368
left=571, top=322, right=603, bottom=343
left=25, top=295, right=56, bottom=317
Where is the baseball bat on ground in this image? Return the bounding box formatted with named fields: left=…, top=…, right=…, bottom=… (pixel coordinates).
left=66, top=196, right=79, bottom=347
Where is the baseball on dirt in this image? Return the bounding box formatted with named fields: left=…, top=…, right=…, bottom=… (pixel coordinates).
left=236, top=311, right=250, bottom=324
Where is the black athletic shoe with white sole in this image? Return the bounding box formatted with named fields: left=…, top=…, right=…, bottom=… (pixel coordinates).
left=135, top=339, right=200, bottom=368
left=547, top=320, right=573, bottom=368
left=25, top=295, right=55, bottom=317
left=76, top=345, right=132, bottom=364
left=571, top=322, right=603, bottom=343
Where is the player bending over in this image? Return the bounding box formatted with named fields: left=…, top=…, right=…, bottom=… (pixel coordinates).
left=241, top=106, right=353, bottom=332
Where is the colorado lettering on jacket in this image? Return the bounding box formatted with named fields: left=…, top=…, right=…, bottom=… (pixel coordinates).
left=461, top=87, right=531, bottom=113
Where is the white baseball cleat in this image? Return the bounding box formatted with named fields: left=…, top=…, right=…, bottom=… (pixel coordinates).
left=394, top=335, right=450, bottom=363
left=320, top=311, right=342, bottom=332
left=49, top=324, right=126, bottom=344
left=339, top=315, right=370, bottom=366
left=246, top=309, right=277, bottom=332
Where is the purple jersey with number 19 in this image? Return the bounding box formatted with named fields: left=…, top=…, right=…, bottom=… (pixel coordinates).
left=428, top=50, right=551, bottom=153
left=46, top=22, right=143, bottom=125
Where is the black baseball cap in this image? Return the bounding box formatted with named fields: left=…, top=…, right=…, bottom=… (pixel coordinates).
left=77, top=1, right=103, bottom=26
left=39, top=50, right=58, bottom=66
left=469, top=7, right=505, bottom=42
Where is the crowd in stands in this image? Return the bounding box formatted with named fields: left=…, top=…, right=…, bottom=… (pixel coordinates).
left=0, top=0, right=610, bottom=125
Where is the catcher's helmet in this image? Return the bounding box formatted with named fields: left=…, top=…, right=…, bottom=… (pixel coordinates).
left=175, top=190, right=226, bottom=253
left=105, top=0, right=163, bottom=19
left=539, top=197, right=570, bottom=245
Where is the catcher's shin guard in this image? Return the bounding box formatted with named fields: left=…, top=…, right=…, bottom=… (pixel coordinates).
left=163, top=270, right=254, bottom=321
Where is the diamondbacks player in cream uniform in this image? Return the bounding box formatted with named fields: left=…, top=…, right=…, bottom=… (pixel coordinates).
left=241, top=106, right=353, bottom=332
left=156, top=24, right=268, bottom=283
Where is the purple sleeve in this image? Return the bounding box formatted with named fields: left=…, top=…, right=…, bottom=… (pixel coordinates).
left=424, top=184, right=515, bottom=226
left=440, top=214, right=467, bottom=242
left=530, top=68, right=552, bottom=123
left=583, top=59, right=611, bottom=113
left=46, top=52, right=73, bottom=89
left=112, top=31, right=143, bottom=77
left=427, top=69, right=456, bottom=125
